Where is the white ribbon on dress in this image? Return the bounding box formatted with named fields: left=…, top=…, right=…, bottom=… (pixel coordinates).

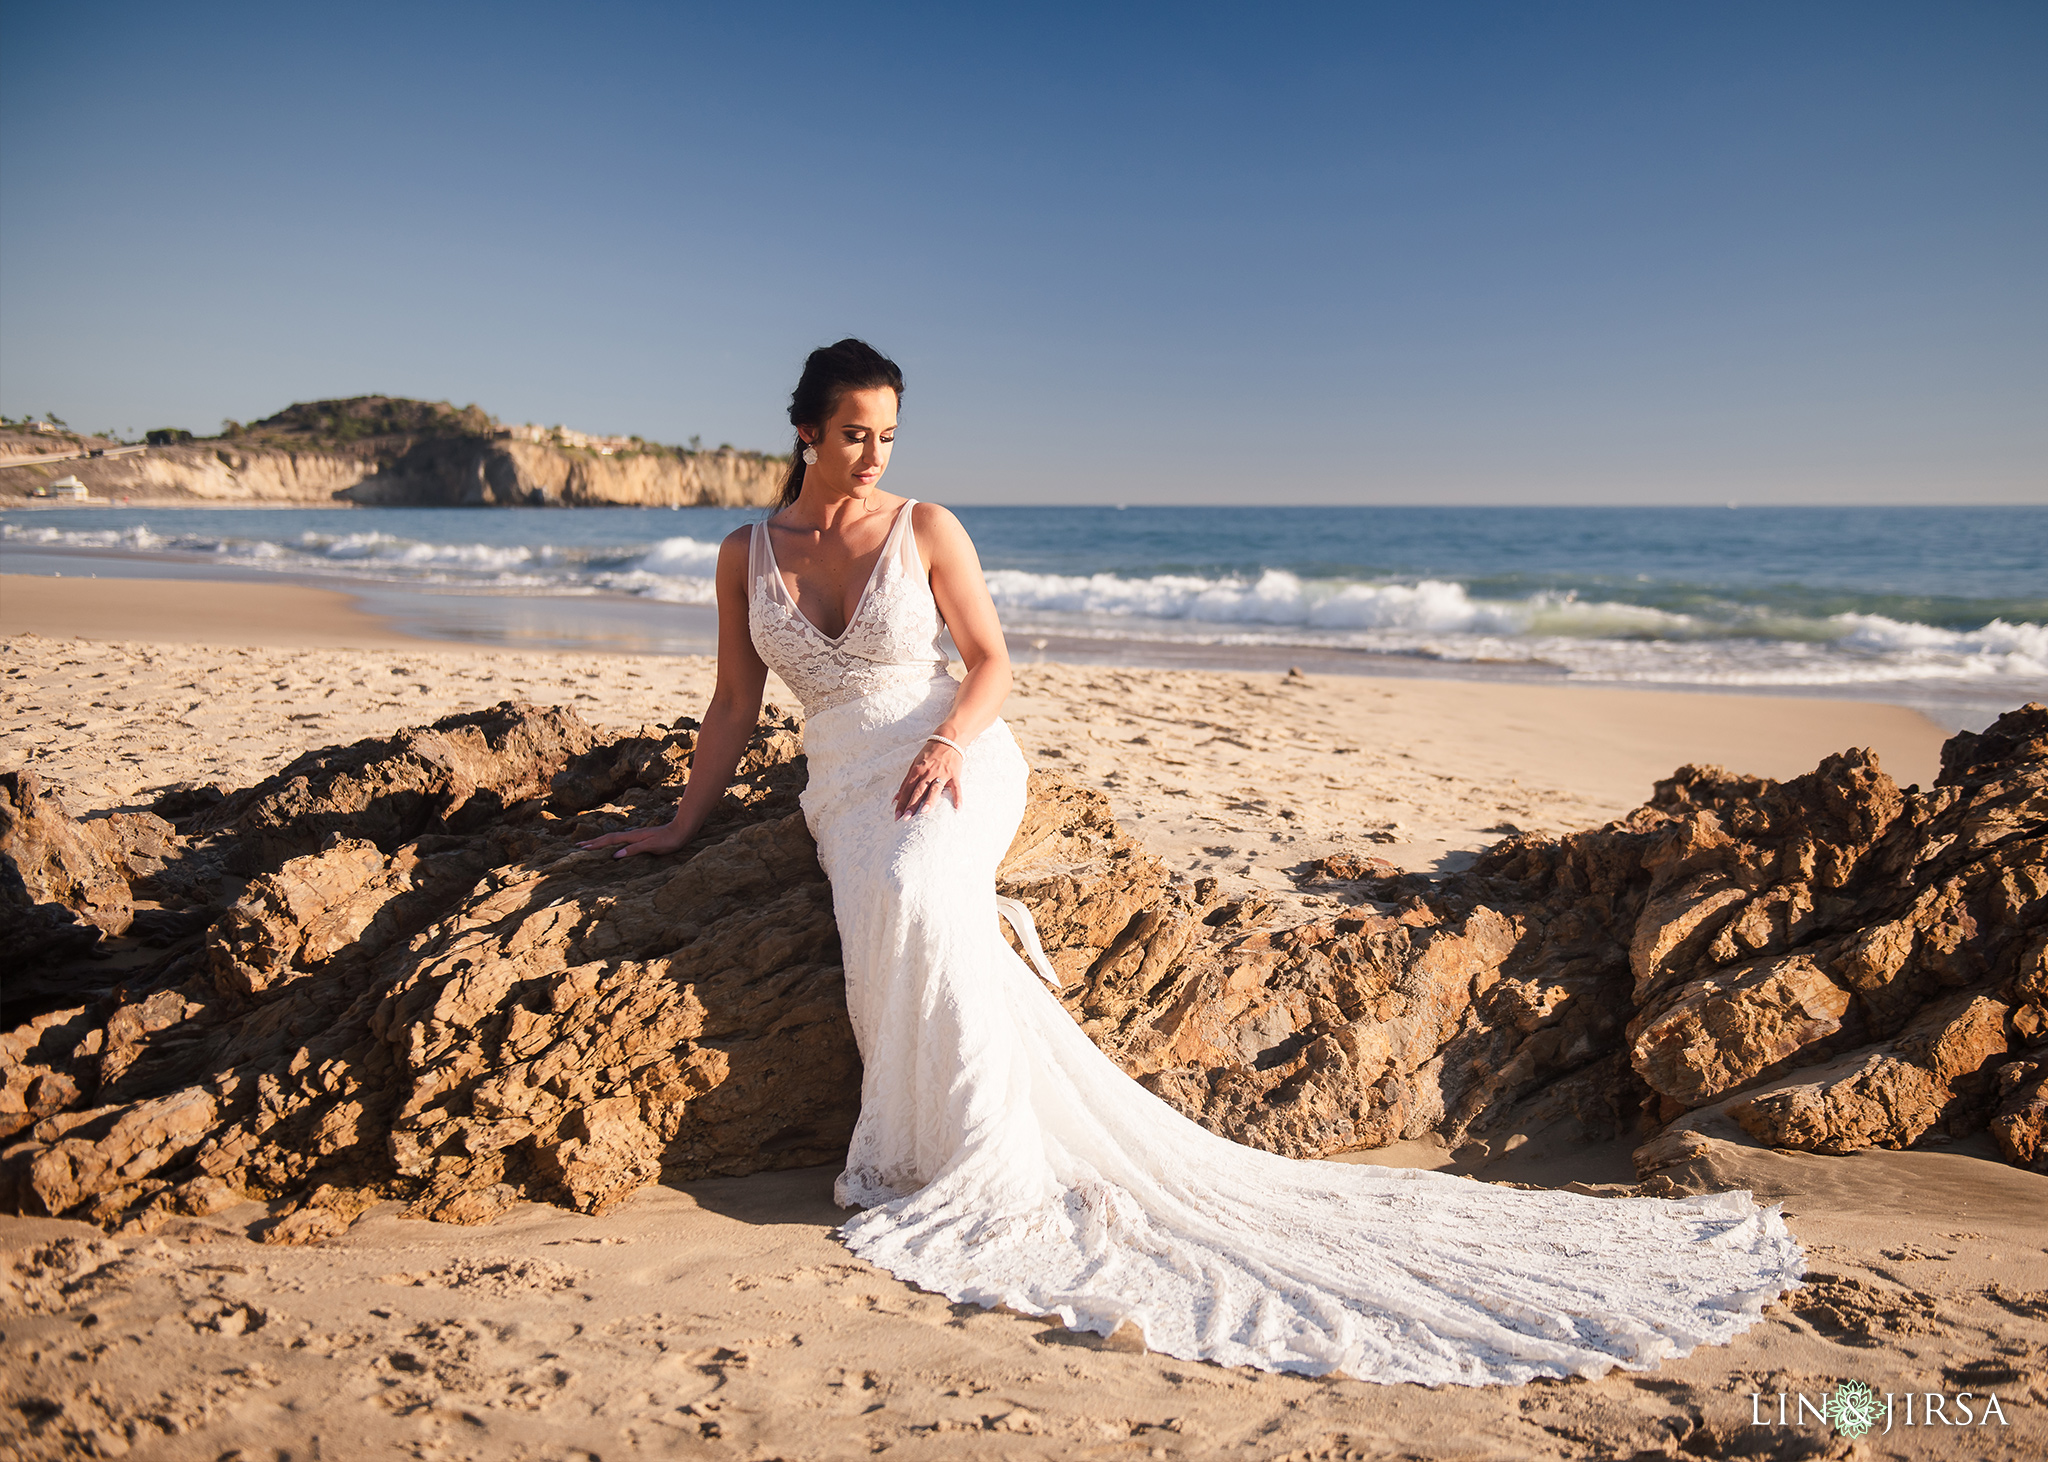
left=995, top=895, right=1062, bottom=987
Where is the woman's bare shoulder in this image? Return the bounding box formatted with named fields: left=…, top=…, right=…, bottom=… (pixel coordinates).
left=714, top=523, right=754, bottom=576
left=911, top=502, right=987, bottom=579
left=911, top=500, right=970, bottom=541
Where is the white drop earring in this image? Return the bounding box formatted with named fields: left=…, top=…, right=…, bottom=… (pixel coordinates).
left=801, top=445, right=819, bottom=466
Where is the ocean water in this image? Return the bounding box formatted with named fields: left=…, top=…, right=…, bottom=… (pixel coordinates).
left=5, top=503, right=2044, bottom=729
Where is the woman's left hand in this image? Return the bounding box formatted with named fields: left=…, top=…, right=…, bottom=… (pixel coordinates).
left=894, top=739, right=964, bottom=820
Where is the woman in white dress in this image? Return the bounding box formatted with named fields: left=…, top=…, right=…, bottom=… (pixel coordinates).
left=580, top=340, right=1803, bottom=1385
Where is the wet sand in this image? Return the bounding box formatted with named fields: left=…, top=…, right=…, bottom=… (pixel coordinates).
left=2, top=572, right=417, bottom=649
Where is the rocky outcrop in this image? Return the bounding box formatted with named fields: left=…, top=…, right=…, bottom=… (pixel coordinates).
left=1, top=441, right=377, bottom=504
left=1, top=772, right=193, bottom=1007
left=0, top=437, right=781, bottom=507
left=344, top=437, right=782, bottom=508
left=3, top=701, right=2043, bottom=1237
left=1991, top=1055, right=2048, bottom=1169
left=1, top=771, right=155, bottom=937
left=189, top=702, right=605, bottom=874
left=0, top=399, right=782, bottom=506
left=1724, top=994, right=2012, bottom=1154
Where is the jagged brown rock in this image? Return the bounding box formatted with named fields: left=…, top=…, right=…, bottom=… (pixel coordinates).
left=1990, top=1052, right=2048, bottom=1172
left=1628, top=953, right=1853, bottom=1107
left=2, top=699, right=2043, bottom=1238
left=192, top=703, right=604, bottom=873
left=2, top=770, right=182, bottom=938
left=0, top=701, right=854, bottom=1232
left=1021, top=709, right=2043, bottom=1168
left=1727, top=992, right=2012, bottom=1153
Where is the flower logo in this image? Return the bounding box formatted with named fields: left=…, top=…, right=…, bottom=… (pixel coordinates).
left=1825, top=1380, right=1880, bottom=1438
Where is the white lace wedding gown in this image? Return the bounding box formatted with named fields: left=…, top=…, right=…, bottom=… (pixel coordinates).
left=747, top=501, right=1803, bottom=1385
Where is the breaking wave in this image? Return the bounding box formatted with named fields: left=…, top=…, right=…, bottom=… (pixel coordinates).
left=6, top=510, right=2044, bottom=697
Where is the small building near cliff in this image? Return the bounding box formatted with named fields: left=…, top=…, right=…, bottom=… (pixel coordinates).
left=44, top=474, right=90, bottom=501
left=493, top=422, right=635, bottom=454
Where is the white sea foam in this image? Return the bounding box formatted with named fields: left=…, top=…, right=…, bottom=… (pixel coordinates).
left=982, top=568, right=1541, bottom=633
left=307, top=531, right=540, bottom=571
left=985, top=566, right=2047, bottom=691
left=1832, top=613, right=2048, bottom=667
left=633, top=535, right=724, bottom=576
left=6, top=519, right=2042, bottom=699
left=589, top=567, right=720, bottom=604
left=4, top=523, right=166, bottom=551
left=582, top=536, right=725, bottom=602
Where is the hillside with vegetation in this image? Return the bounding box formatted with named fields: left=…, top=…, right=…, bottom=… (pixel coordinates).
left=243, top=396, right=497, bottom=443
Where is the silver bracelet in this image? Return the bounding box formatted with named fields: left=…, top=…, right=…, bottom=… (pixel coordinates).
left=925, top=734, right=967, bottom=757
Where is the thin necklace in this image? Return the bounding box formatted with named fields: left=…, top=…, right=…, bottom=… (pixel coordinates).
left=774, top=495, right=891, bottom=536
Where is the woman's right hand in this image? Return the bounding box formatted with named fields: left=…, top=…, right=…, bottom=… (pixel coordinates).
left=577, top=821, right=693, bottom=860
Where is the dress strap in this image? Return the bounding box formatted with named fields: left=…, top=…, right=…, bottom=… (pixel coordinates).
left=889, top=498, right=922, bottom=577
left=751, top=517, right=798, bottom=606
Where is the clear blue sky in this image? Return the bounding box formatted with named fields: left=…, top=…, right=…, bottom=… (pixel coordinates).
left=1, top=1, right=2041, bottom=504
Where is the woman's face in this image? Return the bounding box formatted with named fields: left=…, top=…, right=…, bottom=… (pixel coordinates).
left=802, top=386, right=897, bottom=498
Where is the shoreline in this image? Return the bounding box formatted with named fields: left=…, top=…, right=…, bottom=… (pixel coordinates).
left=0, top=562, right=1991, bottom=723
left=1, top=496, right=366, bottom=510
left=1, top=572, right=421, bottom=649
left=5, top=511, right=2041, bottom=735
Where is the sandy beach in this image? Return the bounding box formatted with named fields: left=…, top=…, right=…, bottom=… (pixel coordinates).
left=0, top=571, right=1949, bottom=885
left=2, top=575, right=2041, bottom=1461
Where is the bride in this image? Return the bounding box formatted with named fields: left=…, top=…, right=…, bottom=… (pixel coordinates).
left=579, top=339, right=1803, bottom=1384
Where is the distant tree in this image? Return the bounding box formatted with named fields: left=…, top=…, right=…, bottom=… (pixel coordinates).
left=146, top=428, right=195, bottom=446
left=221, top=420, right=246, bottom=438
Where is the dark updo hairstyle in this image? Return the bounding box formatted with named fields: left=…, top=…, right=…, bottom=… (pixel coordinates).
left=780, top=338, right=905, bottom=507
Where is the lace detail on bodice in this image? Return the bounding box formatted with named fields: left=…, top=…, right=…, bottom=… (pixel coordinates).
left=748, top=500, right=951, bottom=715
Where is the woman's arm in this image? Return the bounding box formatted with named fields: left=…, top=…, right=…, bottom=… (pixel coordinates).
left=893, top=502, right=1014, bottom=819
left=579, top=528, right=769, bottom=858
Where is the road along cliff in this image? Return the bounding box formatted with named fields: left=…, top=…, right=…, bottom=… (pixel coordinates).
left=2, top=702, right=2042, bottom=1240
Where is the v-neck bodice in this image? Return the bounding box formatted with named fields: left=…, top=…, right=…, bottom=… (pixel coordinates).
left=748, top=500, right=951, bottom=715
left=760, top=499, right=912, bottom=643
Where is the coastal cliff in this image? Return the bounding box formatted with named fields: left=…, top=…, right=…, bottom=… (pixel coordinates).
left=0, top=396, right=784, bottom=508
